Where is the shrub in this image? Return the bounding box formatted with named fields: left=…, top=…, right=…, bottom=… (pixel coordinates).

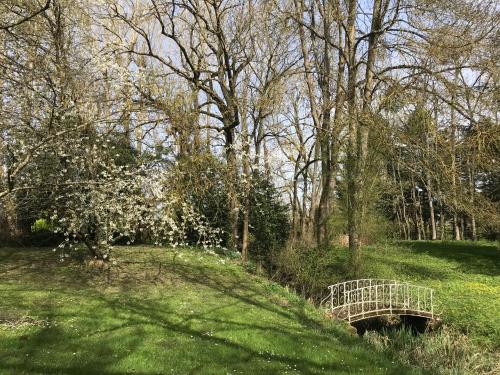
left=329, top=209, right=395, bottom=245
left=170, top=154, right=232, bottom=246
left=274, top=243, right=349, bottom=301
left=171, top=156, right=290, bottom=260
left=31, top=218, right=53, bottom=233
left=245, top=173, right=290, bottom=265
left=364, top=326, right=500, bottom=375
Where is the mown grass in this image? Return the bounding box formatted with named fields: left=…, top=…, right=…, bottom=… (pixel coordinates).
left=306, top=241, right=499, bottom=347
left=277, top=240, right=499, bottom=374
left=0, top=246, right=416, bottom=375
left=360, top=241, right=500, bottom=348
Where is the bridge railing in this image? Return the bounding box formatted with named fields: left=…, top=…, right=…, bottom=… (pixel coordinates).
left=322, top=279, right=397, bottom=309
left=321, top=279, right=435, bottom=323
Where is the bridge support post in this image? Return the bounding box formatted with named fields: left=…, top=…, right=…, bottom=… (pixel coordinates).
left=395, top=284, right=398, bottom=309
left=330, top=286, right=333, bottom=313
left=347, top=292, right=351, bottom=323
left=361, top=288, right=364, bottom=317
left=389, top=284, right=392, bottom=314
left=406, top=283, right=409, bottom=309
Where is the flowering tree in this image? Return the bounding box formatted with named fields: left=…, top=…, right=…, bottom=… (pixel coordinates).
left=45, top=132, right=222, bottom=259
left=0, top=0, right=221, bottom=257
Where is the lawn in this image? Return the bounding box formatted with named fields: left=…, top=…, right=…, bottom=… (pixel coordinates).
left=0, top=246, right=415, bottom=375
left=316, top=241, right=499, bottom=348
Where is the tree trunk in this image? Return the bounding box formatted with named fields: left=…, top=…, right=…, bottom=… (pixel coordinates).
left=241, top=173, right=250, bottom=261
left=295, top=0, right=321, bottom=244
left=224, top=125, right=240, bottom=250
left=439, top=195, right=446, bottom=240
left=396, top=160, right=410, bottom=239
left=4, top=195, right=20, bottom=239
left=263, top=137, right=271, bottom=179
left=315, top=0, right=334, bottom=246
left=291, top=158, right=301, bottom=241
left=461, top=216, right=466, bottom=241
left=468, top=161, right=477, bottom=241
left=450, top=71, right=461, bottom=241
left=345, top=0, right=361, bottom=273
left=241, top=81, right=250, bottom=261
left=426, top=176, right=437, bottom=240
left=310, top=142, right=320, bottom=236
left=346, top=0, right=383, bottom=273
left=471, top=214, right=477, bottom=241
left=301, top=170, right=309, bottom=240
left=418, top=190, right=426, bottom=240
left=191, top=86, right=201, bottom=153
left=453, top=213, right=461, bottom=241
left=411, top=180, right=420, bottom=240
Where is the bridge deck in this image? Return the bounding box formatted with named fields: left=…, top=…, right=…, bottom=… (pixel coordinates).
left=331, top=307, right=435, bottom=323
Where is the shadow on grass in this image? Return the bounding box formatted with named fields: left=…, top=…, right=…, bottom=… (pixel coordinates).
left=399, top=241, right=500, bottom=276
left=0, top=300, right=392, bottom=375
left=370, top=255, right=452, bottom=281
left=0, top=247, right=418, bottom=375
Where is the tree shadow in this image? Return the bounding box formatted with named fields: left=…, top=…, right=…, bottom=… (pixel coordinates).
left=399, top=241, right=500, bottom=276
left=0, top=289, right=146, bottom=375
left=0, top=247, right=419, bottom=374
left=374, top=255, right=454, bottom=281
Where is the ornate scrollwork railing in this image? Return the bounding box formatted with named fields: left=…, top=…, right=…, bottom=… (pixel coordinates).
left=321, top=279, right=435, bottom=323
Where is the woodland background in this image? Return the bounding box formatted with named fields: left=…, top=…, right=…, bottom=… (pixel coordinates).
left=1, top=0, right=498, bottom=273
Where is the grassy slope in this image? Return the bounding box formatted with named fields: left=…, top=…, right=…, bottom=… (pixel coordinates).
left=0, top=246, right=414, bottom=375
left=329, top=241, right=500, bottom=347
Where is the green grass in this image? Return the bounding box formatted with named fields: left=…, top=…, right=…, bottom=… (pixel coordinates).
left=277, top=240, right=499, bottom=373
left=0, top=246, right=416, bottom=375
left=322, top=241, right=500, bottom=348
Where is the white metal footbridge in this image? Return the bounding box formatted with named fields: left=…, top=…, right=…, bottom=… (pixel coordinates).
left=321, top=279, right=436, bottom=323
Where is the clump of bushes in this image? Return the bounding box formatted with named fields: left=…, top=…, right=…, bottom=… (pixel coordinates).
left=172, top=154, right=290, bottom=261
left=31, top=218, right=53, bottom=232
left=329, top=209, right=396, bottom=246
left=364, top=325, right=500, bottom=375
left=245, top=173, right=290, bottom=266
left=273, top=243, right=349, bottom=301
